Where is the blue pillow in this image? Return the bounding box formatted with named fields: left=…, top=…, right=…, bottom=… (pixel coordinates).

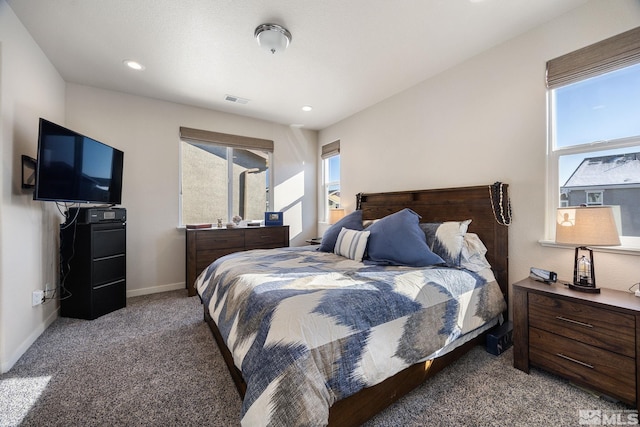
left=318, top=210, right=363, bottom=252
left=366, top=208, right=445, bottom=267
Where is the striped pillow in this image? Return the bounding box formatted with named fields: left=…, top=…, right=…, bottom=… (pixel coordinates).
left=334, top=227, right=370, bottom=262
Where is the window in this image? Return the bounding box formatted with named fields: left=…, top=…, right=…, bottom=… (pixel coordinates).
left=586, top=191, right=603, bottom=206
left=179, top=127, right=273, bottom=226
left=321, top=140, right=340, bottom=222
left=547, top=27, right=640, bottom=245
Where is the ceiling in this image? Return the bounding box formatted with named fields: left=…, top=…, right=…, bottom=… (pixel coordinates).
left=8, top=0, right=589, bottom=131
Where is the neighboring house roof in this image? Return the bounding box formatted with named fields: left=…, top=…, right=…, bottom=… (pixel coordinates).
left=328, top=192, right=341, bottom=205
left=562, top=153, right=640, bottom=188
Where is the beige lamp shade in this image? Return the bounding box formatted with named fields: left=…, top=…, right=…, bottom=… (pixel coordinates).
left=556, top=206, right=621, bottom=246
left=329, top=208, right=346, bottom=224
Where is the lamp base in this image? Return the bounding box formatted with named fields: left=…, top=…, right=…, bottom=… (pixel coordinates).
left=568, top=283, right=601, bottom=293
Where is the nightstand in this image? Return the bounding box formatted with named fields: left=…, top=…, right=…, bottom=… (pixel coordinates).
left=513, top=277, right=640, bottom=408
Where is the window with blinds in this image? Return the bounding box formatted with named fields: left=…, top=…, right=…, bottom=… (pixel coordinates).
left=179, top=127, right=273, bottom=225
left=321, top=140, right=340, bottom=222
left=547, top=27, right=640, bottom=243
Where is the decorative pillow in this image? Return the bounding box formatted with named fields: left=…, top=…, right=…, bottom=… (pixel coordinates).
left=419, top=220, right=471, bottom=266
left=334, top=228, right=370, bottom=262
left=366, top=208, right=444, bottom=267
left=318, top=210, right=363, bottom=252
left=460, top=233, right=492, bottom=272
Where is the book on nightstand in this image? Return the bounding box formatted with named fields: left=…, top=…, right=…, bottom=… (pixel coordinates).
left=186, top=223, right=212, bottom=229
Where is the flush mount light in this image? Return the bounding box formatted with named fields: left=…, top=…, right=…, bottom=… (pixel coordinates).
left=123, top=60, right=145, bottom=71
left=301, top=105, right=313, bottom=112
left=254, top=23, right=292, bottom=54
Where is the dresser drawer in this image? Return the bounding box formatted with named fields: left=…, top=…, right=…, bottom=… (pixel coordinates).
left=196, top=248, right=241, bottom=273
left=245, top=227, right=287, bottom=247
left=529, top=293, right=635, bottom=357
left=530, top=327, right=636, bottom=405
left=196, top=229, right=245, bottom=250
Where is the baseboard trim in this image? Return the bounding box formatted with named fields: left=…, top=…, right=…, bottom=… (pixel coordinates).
left=126, top=282, right=185, bottom=298
left=1, top=283, right=187, bottom=373
left=1, top=305, right=59, bottom=373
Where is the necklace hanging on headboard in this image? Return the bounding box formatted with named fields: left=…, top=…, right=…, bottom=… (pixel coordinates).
left=489, top=182, right=512, bottom=226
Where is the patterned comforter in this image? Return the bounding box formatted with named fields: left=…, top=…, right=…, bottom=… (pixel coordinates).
left=196, top=246, right=506, bottom=426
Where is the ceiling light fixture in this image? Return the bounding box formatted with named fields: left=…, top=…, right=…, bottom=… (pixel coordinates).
left=123, top=60, right=145, bottom=71
left=254, top=23, right=292, bottom=54
left=302, top=105, right=313, bottom=112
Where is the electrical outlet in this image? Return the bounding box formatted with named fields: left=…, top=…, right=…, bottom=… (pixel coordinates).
left=32, top=290, right=44, bottom=306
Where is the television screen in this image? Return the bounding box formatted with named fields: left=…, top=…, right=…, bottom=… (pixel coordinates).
left=34, top=119, right=124, bottom=204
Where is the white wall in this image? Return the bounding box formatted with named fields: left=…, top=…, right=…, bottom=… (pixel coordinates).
left=0, top=0, right=66, bottom=372
left=3, top=0, right=638, bottom=373
left=319, top=0, right=640, bottom=299
left=65, top=85, right=317, bottom=297
left=1, top=1, right=316, bottom=372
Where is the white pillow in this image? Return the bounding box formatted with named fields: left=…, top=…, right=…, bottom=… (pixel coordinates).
left=334, top=227, right=370, bottom=262
left=460, top=233, right=492, bottom=272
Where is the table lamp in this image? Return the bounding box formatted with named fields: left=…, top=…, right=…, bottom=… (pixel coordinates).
left=329, top=208, right=346, bottom=224
left=555, top=206, right=620, bottom=293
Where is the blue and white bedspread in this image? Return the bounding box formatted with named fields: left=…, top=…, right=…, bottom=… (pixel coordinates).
left=196, top=246, right=506, bottom=426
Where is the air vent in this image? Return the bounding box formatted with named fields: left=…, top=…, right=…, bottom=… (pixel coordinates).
left=225, top=95, right=249, bottom=104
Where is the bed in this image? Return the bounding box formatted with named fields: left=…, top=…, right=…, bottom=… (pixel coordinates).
left=196, top=185, right=510, bottom=426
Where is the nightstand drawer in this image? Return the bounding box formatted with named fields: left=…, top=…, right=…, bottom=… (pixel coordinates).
left=529, top=293, right=635, bottom=357
left=530, top=327, right=636, bottom=405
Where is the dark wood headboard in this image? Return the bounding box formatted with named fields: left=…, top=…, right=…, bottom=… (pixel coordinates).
left=356, top=185, right=509, bottom=301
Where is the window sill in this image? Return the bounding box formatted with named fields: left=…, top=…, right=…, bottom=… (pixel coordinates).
left=539, top=240, right=640, bottom=255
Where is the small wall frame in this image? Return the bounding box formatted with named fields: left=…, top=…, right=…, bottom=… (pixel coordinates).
left=22, top=155, right=36, bottom=189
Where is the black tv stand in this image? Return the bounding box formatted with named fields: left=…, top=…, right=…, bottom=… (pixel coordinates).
left=60, top=210, right=126, bottom=320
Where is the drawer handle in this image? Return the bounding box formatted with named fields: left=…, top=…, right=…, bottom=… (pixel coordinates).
left=556, top=353, right=594, bottom=369
left=93, top=279, right=125, bottom=290
left=555, top=316, right=593, bottom=328
left=94, top=254, right=125, bottom=262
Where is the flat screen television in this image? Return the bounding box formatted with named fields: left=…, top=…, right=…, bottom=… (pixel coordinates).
left=34, top=118, right=124, bottom=205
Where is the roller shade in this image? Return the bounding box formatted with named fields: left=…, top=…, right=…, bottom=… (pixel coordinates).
left=179, top=127, right=273, bottom=152
left=546, top=26, right=640, bottom=89
left=321, top=140, right=340, bottom=159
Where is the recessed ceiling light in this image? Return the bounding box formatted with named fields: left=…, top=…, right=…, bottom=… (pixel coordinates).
left=301, top=105, right=313, bottom=112
left=123, top=60, right=145, bottom=71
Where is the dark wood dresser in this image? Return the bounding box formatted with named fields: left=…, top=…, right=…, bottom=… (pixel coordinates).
left=513, top=277, right=640, bottom=407
left=185, top=226, right=289, bottom=296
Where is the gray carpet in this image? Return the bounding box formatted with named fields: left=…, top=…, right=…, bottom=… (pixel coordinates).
left=0, top=290, right=631, bottom=426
